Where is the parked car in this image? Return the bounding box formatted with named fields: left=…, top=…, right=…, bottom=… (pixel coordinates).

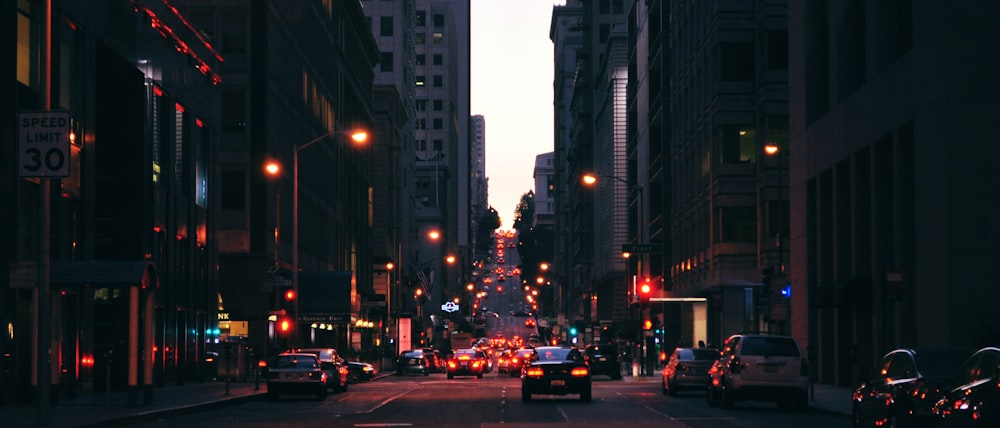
left=521, top=346, right=591, bottom=402
left=509, top=348, right=535, bottom=377
left=396, top=349, right=431, bottom=376
left=446, top=349, right=486, bottom=379
left=584, top=343, right=622, bottom=380
left=852, top=348, right=971, bottom=428
left=706, top=333, right=809, bottom=410
left=931, top=346, right=1000, bottom=427
left=422, top=347, right=443, bottom=373
left=295, top=348, right=349, bottom=393
left=262, top=352, right=327, bottom=401
left=346, top=361, right=376, bottom=383
left=662, top=347, right=719, bottom=395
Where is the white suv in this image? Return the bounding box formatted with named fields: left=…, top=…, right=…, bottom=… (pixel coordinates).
left=706, top=334, right=809, bottom=410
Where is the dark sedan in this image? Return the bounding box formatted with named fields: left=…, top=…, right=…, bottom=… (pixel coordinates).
left=446, top=349, right=486, bottom=379
left=521, top=346, right=591, bottom=402
left=852, top=348, right=971, bottom=428
left=347, top=361, right=376, bottom=383
left=931, top=346, right=1000, bottom=427
left=396, top=349, right=431, bottom=376
left=662, top=347, right=718, bottom=395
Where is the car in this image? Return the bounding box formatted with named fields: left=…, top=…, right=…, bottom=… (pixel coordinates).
left=262, top=352, right=328, bottom=401
left=706, top=333, right=809, bottom=410
left=662, top=346, right=719, bottom=395
left=521, top=346, right=592, bottom=402
left=851, top=347, right=971, bottom=428
left=346, top=361, right=376, bottom=383
left=421, top=347, right=444, bottom=373
left=584, top=343, right=622, bottom=380
left=509, top=348, right=535, bottom=377
left=447, top=349, right=487, bottom=379
left=396, top=349, right=431, bottom=376
left=296, top=347, right=349, bottom=393
left=931, top=346, right=1000, bottom=427
left=497, top=349, right=514, bottom=373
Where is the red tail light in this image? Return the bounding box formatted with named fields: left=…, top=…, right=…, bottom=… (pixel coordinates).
left=571, top=367, right=590, bottom=377
left=525, top=367, right=544, bottom=377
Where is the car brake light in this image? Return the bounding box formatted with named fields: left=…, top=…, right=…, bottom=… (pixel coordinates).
left=571, top=367, right=589, bottom=377
left=459, top=355, right=471, bottom=360
left=448, top=361, right=457, bottom=369
left=525, top=367, right=544, bottom=377
left=511, top=357, right=519, bottom=364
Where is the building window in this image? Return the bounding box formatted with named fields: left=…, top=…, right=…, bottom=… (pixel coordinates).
left=433, top=14, right=444, bottom=26
left=221, top=14, right=247, bottom=54
left=380, top=52, right=393, bottom=72
left=433, top=54, right=443, bottom=65
left=417, top=139, right=427, bottom=151
left=433, top=99, right=443, bottom=111
left=433, top=75, right=443, bottom=87
left=416, top=99, right=427, bottom=111
left=433, top=118, right=443, bottom=129
left=415, top=10, right=426, bottom=26
left=433, top=139, right=443, bottom=151
left=415, top=33, right=425, bottom=45
left=718, top=206, right=756, bottom=243
left=718, top=125, right=755, bottom=164
left=415, top=75, right=425, bottom=86
left=415, top=119, right=426, bottom=130
left=416, top=54, right=425, bottom=65
left=221, top=170, right=245, bottom=210
left=380, top=16, right=393, bottom=37
left=433, top=32, right=443, bottom=44
left=720, top=42, right=754, bottom=81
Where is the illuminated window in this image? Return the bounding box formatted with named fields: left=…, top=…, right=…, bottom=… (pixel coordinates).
left=433, top=32, right=443, bottom=44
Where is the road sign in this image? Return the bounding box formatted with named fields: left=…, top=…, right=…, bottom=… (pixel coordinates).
left=19, top=111, right=71, bottom=177
left=622, top=243, right=658, bottom=253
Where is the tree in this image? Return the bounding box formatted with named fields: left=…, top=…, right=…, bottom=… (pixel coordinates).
left=476, top=206, right=501, bottom=254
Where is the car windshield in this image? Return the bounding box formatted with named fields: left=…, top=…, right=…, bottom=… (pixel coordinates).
left=274, top=355, right=318, bottom=369
left=401, top=351, right=422, bottom=358
left=589, top=345, right=616, bottom=357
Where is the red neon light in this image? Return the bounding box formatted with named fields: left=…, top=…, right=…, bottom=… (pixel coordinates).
left=153, top=86, right=164, bottom=97
left=175, top=103, right=185, bottom=113
left=195, top=118, right=204, bottom=128
left=162, top=0, right=224, bottom=62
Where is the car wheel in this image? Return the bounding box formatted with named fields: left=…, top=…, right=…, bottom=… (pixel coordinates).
left=341, top=380, right=348, bottom=392
left=521, top=387, right=531, bottom=402
left=667, top=379, right=678, bottom=396
left=580, top=388, right=592, bottom=402
left=510, top=370, right=519, bottom=378
left=424, top=369, right=430, bottom=376
left=662, top=378, right=669, bottom=395
left=447, top=373, right=454, bottom=379
left=477, top=372, right=483, bottom=379
left=396, top=370, right=402, bottom=376
left=852, top=405, right=863, bottom=428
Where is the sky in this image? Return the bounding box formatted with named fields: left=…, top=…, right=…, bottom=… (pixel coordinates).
left=471, top=0, right=563, bottom=228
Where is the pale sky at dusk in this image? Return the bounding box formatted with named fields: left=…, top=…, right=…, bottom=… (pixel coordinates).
left=471, top=0, right=564, bottom=228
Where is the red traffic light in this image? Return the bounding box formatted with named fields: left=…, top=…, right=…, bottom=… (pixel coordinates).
left=278, top=316, right=293, bottom=334
left=283, top=288, right=296, bottom=301
left=643, top=319, right=653, bottom=330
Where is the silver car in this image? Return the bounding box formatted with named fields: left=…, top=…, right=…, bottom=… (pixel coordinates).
left=264, top=352, right=328, bottom=401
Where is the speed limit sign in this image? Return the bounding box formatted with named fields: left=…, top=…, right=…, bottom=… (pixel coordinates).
left=19, top=110, right=71, bottom=178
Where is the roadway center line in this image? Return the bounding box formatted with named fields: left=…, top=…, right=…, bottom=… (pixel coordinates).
left=362, top=387, right=418, bottom=414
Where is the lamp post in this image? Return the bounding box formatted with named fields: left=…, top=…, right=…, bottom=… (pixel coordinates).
left=764, top=143, right=789, bottom=334
left=290, top=130, right=367, bottom=347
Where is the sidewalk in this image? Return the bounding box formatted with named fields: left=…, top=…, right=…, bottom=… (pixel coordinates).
left=5, top=380, right=267, bottom=428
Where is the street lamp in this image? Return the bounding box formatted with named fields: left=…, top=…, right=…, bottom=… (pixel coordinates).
left=764, top=142, right=790, bottom=334
left=290, top=130, right=368, bottom=347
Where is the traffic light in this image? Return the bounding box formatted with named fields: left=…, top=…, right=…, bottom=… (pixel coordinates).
left=281, top=286, right=296, bottom=303
left=643, top=319, right=653, bottom=330
left=638, top=277, right=653, bottom=302
left=277, top=316, right=294, bottom=335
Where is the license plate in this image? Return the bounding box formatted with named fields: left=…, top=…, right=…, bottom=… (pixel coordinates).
left=409, top=360, right=417, bottom=365
left=598, top=357, right=607, bottom=362
left=550, top=379, right=565, bottom=386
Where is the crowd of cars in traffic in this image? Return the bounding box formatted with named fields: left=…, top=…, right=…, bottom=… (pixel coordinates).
left=254, top=333, right=997, bottom=426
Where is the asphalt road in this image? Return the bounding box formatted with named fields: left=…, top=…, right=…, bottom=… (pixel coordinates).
left=128, top=370, right=847, bottom=428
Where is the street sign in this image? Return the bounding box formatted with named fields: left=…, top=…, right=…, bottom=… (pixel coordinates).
left=19, top=110, right=71, bottom=177
left=441, top=301, right=460, bottom=313
left=622, top=243, right=658, bottom=253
